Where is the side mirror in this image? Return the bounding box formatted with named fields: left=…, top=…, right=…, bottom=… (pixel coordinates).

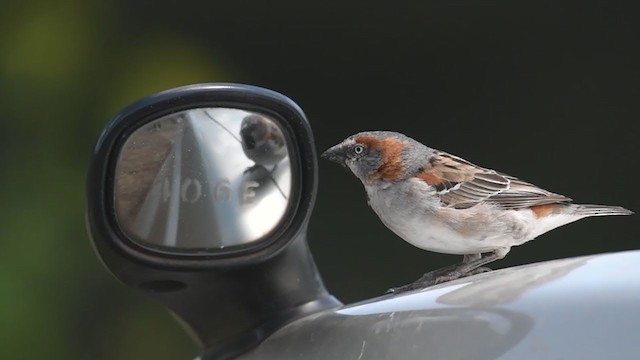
left=86, top=84, right=341, bottom=359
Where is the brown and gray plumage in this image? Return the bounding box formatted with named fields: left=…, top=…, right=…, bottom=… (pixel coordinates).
left=322, top=131, right=633, bottom=292
left=240, top=114, right=287, bottom=166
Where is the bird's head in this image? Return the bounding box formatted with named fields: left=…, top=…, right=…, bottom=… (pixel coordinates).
left=321, top=131, right=430, bottom=184
left=240, top=114, right=271, bottom=149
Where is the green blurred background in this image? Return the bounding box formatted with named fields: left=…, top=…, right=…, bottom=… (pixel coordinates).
left=1, top=1, right=638, bottom=359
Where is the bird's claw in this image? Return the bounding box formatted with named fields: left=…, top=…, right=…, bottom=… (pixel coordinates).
left=468, top=266, right=492, bottom=275
left=386, top=271, right=441, bottom=294
left=434, top=270, right=463, bottom=285
left=434, top=266, right=493, bottom=284
left=386, top=266, right=494, bottom=295
left=385, top=284, right=414, bottom=294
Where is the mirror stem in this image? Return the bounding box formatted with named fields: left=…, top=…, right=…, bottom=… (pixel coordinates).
left=147, top=231, right=341, bottom=359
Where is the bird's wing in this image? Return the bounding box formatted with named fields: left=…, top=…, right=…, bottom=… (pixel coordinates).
left=415, top=152, right=572, bottom=209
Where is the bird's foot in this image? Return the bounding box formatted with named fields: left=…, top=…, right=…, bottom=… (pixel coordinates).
left=468, top=266, right=492, bottom=275
left=386, top=283, right=420, bottom=294
left=386, top=266, right=493, bottom=295
left=434, top=266, right=493, bottom=284
left=386, top=282, right=420, bottom=294
left=434, top=270, right=463, bottom=285
left=386, top=268, right=449, bottom=294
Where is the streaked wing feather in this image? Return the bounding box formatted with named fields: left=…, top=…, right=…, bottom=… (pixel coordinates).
left=419, top=153, right=572, bottom=209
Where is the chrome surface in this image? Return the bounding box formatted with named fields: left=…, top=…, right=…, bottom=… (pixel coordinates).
left=241, top=250, right=640, bottom=359
left=114, top=107, right=291, bottom=250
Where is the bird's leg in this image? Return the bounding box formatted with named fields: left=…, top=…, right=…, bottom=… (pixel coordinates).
left=434, top=247, right=510, bottom=284
left=461, top=253, right=492, bottom=276
left=386, top=247, right=509, bottom=294
left=386, top=264, right=459, bottom=294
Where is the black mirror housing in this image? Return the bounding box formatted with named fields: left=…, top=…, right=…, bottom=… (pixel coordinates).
left=86, top=83, right=341, bottom=359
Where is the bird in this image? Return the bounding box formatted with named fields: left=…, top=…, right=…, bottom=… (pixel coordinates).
left=321, top=131, right=633, bottom=293
left=240, top=114, right=287, bottom=167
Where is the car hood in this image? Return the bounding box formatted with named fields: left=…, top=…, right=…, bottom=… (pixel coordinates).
left=241, top=250, right=640, bottom=359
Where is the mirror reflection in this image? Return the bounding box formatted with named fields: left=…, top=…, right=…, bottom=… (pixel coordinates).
left=114, top=108, right=292, bottom=250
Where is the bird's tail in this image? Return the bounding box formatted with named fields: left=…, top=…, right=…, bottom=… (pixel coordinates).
left=573, top=204, right=634, bottom=217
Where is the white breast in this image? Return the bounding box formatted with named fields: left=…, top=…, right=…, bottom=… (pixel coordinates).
left=364, top=179, right=523, bottom=255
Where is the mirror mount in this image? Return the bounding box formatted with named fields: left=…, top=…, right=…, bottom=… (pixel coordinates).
left=86, top=84, right=341, bottom=358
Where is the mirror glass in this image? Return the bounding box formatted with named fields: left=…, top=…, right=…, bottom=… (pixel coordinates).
left=114, top=108, right=292, bottom=250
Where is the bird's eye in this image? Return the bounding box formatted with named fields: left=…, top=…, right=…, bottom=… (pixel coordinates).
left=353, top=144, right=364, bottom=154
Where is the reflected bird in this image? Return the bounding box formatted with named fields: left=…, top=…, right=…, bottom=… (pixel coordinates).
left=240, top=164, right=287, bottom=205
left=240, top=114, right=287, bottom=167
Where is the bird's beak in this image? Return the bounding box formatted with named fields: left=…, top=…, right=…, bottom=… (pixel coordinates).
left=321, top=143, right=347, bottom=165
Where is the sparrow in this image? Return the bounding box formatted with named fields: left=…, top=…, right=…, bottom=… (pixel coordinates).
left=321, top=131, right=633, bottom=293
left=240, top=114, right=287, bottom=167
